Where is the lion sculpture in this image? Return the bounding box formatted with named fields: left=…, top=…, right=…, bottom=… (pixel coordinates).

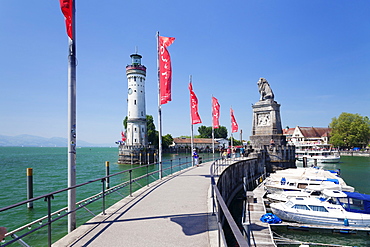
left=257, top=78, right=274, bottom=101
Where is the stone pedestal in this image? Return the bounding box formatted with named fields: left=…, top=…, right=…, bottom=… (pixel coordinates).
left=250, top=99, right=286, bottom=148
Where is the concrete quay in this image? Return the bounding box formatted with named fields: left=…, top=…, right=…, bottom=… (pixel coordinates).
left=53, top=161, right=219, bottom=247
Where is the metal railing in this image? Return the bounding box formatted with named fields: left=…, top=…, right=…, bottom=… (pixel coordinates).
left=210, top=158, right=249, bottom=247
left=0, top=155, right=216, bottom=247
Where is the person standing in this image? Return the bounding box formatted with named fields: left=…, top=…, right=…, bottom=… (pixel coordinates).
left=193, top=149, right=199, bottom=167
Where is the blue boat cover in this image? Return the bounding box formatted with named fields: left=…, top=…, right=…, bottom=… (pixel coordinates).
left=342, top=191, right=370, bottom=214
left=260, top=213, right=282, bottom=224
left=325, top=178, right=339, bottom=184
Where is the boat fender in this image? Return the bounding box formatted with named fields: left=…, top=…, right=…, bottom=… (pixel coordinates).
left=344, top=218, right=349, bottom=226
left=260, top=213, right=282, bottom=224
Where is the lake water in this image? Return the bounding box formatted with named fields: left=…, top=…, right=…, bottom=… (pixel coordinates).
left=0, top=147, right=369, bottom=246
left=0, top=147, right=208, bottom=246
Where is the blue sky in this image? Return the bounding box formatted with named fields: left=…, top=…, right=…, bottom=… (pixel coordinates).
left=1, top=1, right=369, bottom=145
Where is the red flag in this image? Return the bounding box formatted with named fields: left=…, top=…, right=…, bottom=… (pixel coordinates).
left=189, top=82, right=202, bottom=125
left=230, top=108, right=238, bottom=133
left=121, top=131, right=126, bottom=142
left=212, top=97, right=220, bottom=129
left=60, top=0, right=73, bottom=39
left=158, top=36, right=175, bottom=105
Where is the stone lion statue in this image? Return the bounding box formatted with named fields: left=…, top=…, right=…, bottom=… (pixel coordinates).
left=257, top=78, right=274, bottom=101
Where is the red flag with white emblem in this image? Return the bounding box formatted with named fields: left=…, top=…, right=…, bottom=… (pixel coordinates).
left=158, top=36, right=175, bottom=105
left=212, top=97, right=220, bottom=129
left=189, top=82, right=202, bottom=125
left=230, top=108, right=238, bottom=133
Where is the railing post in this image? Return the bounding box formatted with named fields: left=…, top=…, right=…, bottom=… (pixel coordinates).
left=105, top=161, right=110, bottom=189
left=27, top=168, right=33, bottom=209
left=170, top=159, right=173, bottom=175
left=44, top=195, right=54, bottom=247
left=147, top=164, right=149, bottom=186
left=129, top=170, right=132, bottom=196
left=101, top=178, right=106, bottom=215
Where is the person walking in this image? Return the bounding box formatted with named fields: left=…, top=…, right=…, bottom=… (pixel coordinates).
left=193, top=149, right=199, bottom=167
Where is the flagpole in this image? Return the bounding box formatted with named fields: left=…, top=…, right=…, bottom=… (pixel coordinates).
left=189, top=75, right=194, bottom=166
left=156, top=31, right=163, bottom=179
left=67, top=0, right=77, bottom=233
left=212, top=96, right=215, bottom=161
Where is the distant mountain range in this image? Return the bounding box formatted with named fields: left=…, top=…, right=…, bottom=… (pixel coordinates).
left=0, top=134, right=112, bottom=147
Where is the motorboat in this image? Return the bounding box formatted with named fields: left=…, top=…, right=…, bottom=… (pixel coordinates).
left=264, top=167, right=354, bottom=195
left=266, top=184, right=353, bottom=203
left=270, top=190, right=370, bottom=227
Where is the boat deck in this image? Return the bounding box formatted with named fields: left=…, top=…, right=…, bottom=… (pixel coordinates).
left=245, top=183, right=276, bottom=247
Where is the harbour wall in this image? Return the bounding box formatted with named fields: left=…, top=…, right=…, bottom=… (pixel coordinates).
left=339, top=151, right=370, bottom=157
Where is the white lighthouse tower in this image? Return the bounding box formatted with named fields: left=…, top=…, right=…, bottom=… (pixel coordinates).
left=118, top=53, right=154, bottom=164
left=125, top=53, right=147, bottom=146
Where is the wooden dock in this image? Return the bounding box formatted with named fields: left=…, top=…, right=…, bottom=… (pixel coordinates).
left=243, top=182, right=276, bottom=247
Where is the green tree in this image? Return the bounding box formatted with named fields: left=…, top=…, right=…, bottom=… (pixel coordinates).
left=198, top=125, right=212, bottom=138
left=198, top=125, right=228, bottom=138
left=229, top=137, right=242, bottom=146
left=162, top=134, right=174, bottom=149
left=146, top=115, right=158, bottom=148
left=329, top=112, right=370, bottom=148
left=123, top=115, right=159, bottom=147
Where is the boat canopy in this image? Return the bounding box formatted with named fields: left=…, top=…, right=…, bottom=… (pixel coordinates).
left=342, top=191, right=370, bottom=214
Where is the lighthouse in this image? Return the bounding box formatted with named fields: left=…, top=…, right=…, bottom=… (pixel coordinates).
left=118, top=53, right=154, bottom=164
left=125, top=53, right=147, bottom=146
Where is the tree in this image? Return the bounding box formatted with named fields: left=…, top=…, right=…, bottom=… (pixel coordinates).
left=229, top=137, right=242, bottom=146
left=146, top=115, right=158, bottom=148
left=197, top=125, right=228, bottom=138
left=329, top=112, right=370, bottom=148
left=162, top=134, right=174, bottom=149
left=123, top=115, right=159, bottom=147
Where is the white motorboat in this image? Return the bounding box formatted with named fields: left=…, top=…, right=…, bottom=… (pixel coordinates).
left=266, top=184, right=349, bottom=203
left=264, top=167, right=354, bottom=195
left=270, top=190, right=370, bottom=227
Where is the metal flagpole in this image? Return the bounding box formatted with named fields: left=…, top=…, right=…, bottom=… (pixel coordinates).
left=212, top=96, right=215, bottom=161
left=156, top=31, right=163, bottom=179
left=190, top=75, right=194, bottom=167
left=68, top=0, right=77, bottom=233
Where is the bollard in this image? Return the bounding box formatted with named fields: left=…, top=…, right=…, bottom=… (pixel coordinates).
left=27, top=168, right=33, bottom=209
left=131, top=153, right=133, bottom=165
left=303, top=157, right=307, bottom=167
left=105, top=161, right=110, bottom=189
left=140, top=153, right=142, bottom=165
left=147, top=153, right=150, bottom=165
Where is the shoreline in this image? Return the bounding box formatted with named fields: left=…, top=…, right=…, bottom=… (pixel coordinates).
left=339, top=151, right=370, bottom=157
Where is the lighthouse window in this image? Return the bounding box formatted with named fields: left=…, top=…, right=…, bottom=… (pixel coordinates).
left=135, top=139, right=137, bottom=142
left=134, top=76, right=137, bottom=81
left=134, top=100, right=136, bottom=105
left=135, top=128, right=137, bottom=132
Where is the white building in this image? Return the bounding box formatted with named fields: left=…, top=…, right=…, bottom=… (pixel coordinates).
left=125, top=54, right=147, bottom=147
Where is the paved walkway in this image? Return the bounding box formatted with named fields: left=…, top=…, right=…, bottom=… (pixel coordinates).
left=53, top=161, right=218, bottom=247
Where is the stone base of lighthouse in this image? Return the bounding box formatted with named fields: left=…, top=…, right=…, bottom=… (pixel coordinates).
left=118, top=145, right=156, bottom=164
